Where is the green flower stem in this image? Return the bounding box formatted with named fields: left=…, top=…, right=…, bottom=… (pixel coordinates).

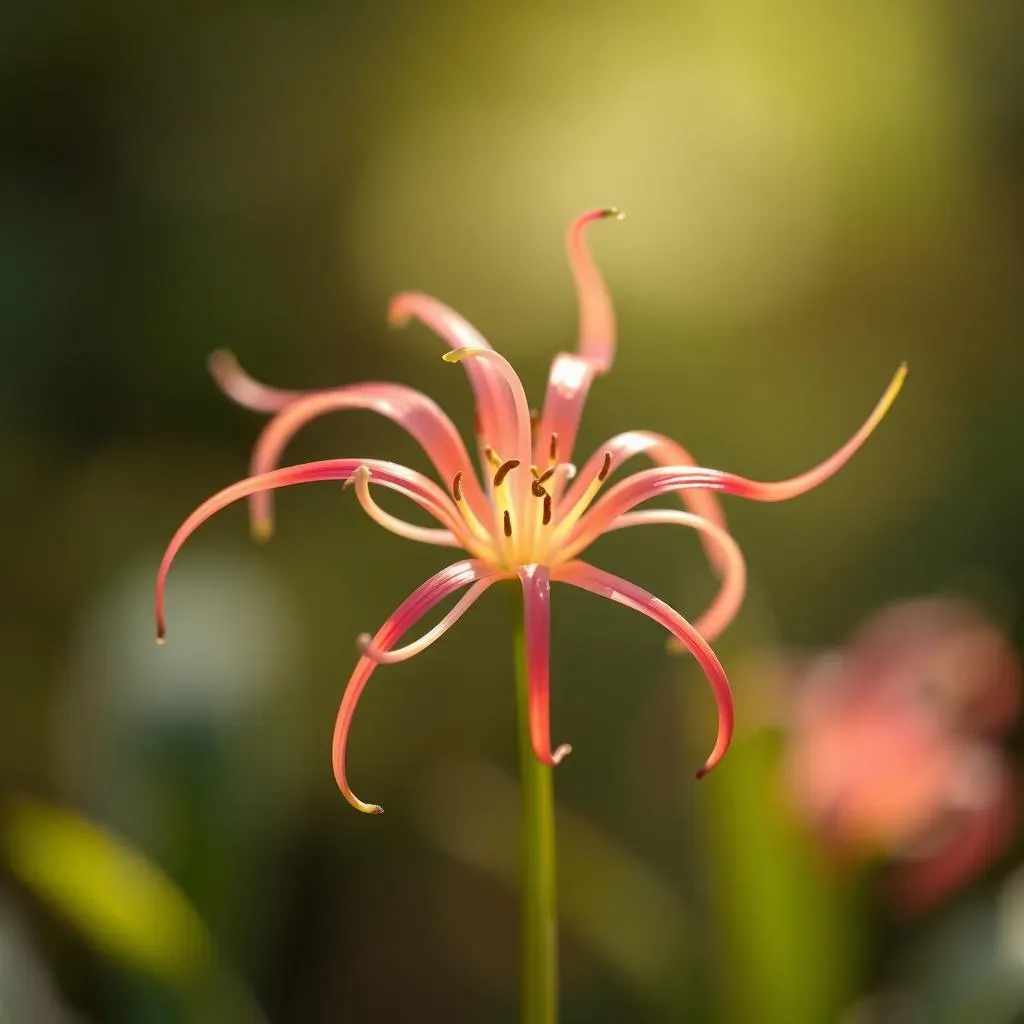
left=511, top=590, right=559, bottom=1024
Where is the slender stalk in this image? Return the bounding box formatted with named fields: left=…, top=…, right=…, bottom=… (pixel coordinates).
left=510, top=590, right=559, bottom=1024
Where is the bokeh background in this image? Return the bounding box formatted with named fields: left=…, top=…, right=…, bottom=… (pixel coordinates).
left=2, top=1, right=1023, bottom=1021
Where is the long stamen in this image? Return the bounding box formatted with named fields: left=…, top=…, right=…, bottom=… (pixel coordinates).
left=356, top=578, right=498, bottom=664
left=551, top=450, right=613, bottom=540
left=345, top=466, right=464, bottom=548
left=449, top=471, right=495, bottom=549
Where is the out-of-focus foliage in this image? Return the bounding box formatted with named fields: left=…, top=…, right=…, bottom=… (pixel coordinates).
left=1, top=0, right=1022, bottom=1021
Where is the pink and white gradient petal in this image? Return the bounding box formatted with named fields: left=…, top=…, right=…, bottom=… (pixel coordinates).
left=208, top=350, right=305, bottom=413
left=155, top=458, right=468, bottom=641
left=246, top=380, right=491, bottom=535
left=604, top=509, right=746, bottom=643
left=566, top=364, right=907, bottom=557
left=518, top=564, right=572, bottom=767
left=357, top=578, right=501, bottom=665
left=554, top=560, right=734, bottom=778
left=533, top=209, right=623, bottom=469
left=388, top=292, right=519, bottom=459
left=560, top=431, right=730, bottom=575
left=332, top=559, right=498, bottom=813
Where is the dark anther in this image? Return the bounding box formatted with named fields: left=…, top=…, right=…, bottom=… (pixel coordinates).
left=452, top=472, right=463, bottom=501
left=597, top=451, right=613, bottom=482
left=503, top=510, right=513, bottom=537
left=542, top=495, right=553, bottom=526
left=493, top=459, right=520, bottom=487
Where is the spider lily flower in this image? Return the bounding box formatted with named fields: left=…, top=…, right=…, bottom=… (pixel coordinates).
left=156, top=209, right=905, bottom=814
left=781, top=598, right=1020, bottom=911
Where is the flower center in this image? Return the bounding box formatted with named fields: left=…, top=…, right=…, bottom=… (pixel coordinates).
left=450, top=437, right=613, bottom=573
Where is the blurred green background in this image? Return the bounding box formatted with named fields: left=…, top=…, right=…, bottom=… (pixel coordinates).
left=2, top=1, right=1023, bottom=1021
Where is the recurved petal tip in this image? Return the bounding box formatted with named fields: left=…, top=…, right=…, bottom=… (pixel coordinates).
left=250, top=517, right=274, bottom=544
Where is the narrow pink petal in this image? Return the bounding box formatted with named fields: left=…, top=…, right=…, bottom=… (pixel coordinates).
left=249, top=380, right=491, bottom=535
left=605, top=509, right=746, bottom=643
left=532, top=209, right=623, bottom=468
left=207, top=350, right=306, bottom=413
left=554, top=560, right=734, bottom=778
left=567, top=365, right=907, bottom=555
left=155, top=459, right=462, bottom=642
left=443, top=348, right=533, bottom=466
left=560, top=431, right=730, bottom=574
left=568, top=208, right=623, bottom=373
left=357, top=577, right=499, bottom=664
left=518, top=564, right=572, bottom=767
left=388, top=291, right=518, bottom=456
left=532, top=353, right=597, bottom=472
left=333, top=560, right=497, bottom=813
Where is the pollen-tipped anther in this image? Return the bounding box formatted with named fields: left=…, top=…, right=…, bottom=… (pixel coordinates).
left=597, top=451, right=613, bottom=482
left=549, top=433, right=558, bottom=462
left=542, top=495, right=553, bottom=526
left=452, top=471, right=463, bottom=502
left=493, top=459, right=520, bottom=487
left=503, top=510, right=513, bottom=537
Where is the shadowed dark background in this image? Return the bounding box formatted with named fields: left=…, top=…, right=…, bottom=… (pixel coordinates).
left=2, top=1, right=1023, bottom=1021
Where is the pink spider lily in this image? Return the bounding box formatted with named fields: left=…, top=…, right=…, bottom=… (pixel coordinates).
left=781, top=598, right=1020, bottom=912
left=155, top=209, right=905, bottom=814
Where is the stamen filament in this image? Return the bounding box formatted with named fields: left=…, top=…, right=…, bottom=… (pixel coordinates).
left=356, top=578, right=499, bottom=664
left=347, top=467, right=464, bottom=549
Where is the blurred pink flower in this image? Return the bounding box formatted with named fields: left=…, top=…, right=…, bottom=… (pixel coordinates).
left=783, top=598, right=1020, bottom=911
left=155, top=209, right=904, bottom=813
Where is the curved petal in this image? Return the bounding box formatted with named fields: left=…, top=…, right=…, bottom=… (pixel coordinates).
left=346, top=465, right=468, bottom=550
left=568, top=208, right=623, bottom=373
left=518, top=564, right=572, bottom=767
left=208, top=350, right=304, bottom=413
left=554, top=560, right=734, bottom=778
left=155, top=458, right=465, bottom=641
left=604, top=509, right=746, bottom=643
left=333, top=560, right=498, bottom=813
left=566, top=364, right=907, bottom=556
left=357, top=578, right=499, bottom=664
left=533, top=209, right=623, bottom=469
left=559, top=431, right=730, bottom=575
left=532, top=354, right=598, bottom=475
left=388, top=292, right=519, bottom=458
left=248, top=379, right=491, bottom=535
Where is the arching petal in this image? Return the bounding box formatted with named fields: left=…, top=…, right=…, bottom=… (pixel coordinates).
left=554, top=561, right=734, bottom=779
left=209, top=351, right=491, bottom=533
left=518, top=564, right=572, bottom=767
left=346, top=465, right=468, bottom=550
left=605, top=509, right=746, bottom=643
left=565, top=364, right=907, bottom=557
left=560, top=431, right=730, bottom=575
left=533, top=209, right=623, bottom=469
left=357, top=578, right=499, bottom=664
left=388, top=292, right=519, bottom=458
left=208, top=349, right=303, bottom=413
left=333, top=560, right=498, bottom=813
left=155, top=459, right=465, bottom=641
